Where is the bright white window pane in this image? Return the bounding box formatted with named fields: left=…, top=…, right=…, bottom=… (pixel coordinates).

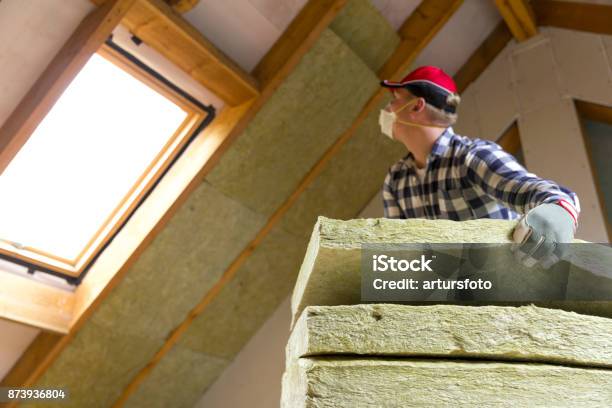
left=0, top=54, right=187, bottom=260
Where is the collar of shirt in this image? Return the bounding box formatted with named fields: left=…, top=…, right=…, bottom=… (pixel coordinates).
left=400, top=126, right=454, bottom=170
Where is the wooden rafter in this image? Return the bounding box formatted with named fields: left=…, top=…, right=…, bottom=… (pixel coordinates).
left=0, top=0, right=136, bottom=175
left=2, top=1, right=348, bottom=404
left=110, top=1, right=464, bottom=406
left=494, top=0, right=538, bottom=42
left=532, top=0, right=612, bottom=36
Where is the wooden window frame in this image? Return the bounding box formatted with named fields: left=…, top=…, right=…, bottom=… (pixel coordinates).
left=0, top=0, right=259, bottom=282
left=0, top=42, right=210, bottom=278
left=0, top=0, right=260, bottom=335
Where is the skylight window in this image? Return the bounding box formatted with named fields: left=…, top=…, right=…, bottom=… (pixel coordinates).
left=0, top=48, right=208, bottom=277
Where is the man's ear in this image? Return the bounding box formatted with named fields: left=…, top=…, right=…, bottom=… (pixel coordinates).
left=413, top=97, right=426, bottom=112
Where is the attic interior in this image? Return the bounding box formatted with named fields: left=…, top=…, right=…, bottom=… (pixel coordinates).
left=0, top=0, right=611, bottom=407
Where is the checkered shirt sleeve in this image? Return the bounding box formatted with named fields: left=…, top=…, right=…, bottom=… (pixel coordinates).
left=465, top=142, right=580, bottom=216
left=382, top=134, right=580, bottom=221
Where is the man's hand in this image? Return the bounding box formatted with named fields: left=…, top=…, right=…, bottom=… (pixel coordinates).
left=512, top=202, right=576, bottom=268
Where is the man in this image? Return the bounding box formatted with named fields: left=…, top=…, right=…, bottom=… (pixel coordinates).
left=379, top=66, right=579, bottom=268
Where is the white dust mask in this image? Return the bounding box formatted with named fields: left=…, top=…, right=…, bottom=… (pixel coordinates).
left=378, top=99, right=416, bottom=140
left=379, top=109, right=396, bottom=139
left=379, top=99, right=447, bottom=139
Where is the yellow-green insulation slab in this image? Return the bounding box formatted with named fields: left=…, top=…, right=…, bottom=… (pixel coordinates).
left=288, top=304, right=612, bottom=368
left=178, top=227, right=308, bottom=358
left=283, top=358, right=612, bottom=407
left=124, top=227, right=308, bottom=407
left=280, top=97, right=404, bottom=237
left=90, top=182, right=267, bottom=341
left=205, top=28, right=380, bottom=217
left=123, top=346, right=229, bottom=408
left=22, top=321, right=165, bottom=408
left=329, top=0, right=400, bottom=72
left=291, top=217, right=612, bottom=325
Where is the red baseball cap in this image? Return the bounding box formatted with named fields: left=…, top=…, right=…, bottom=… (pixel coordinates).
left=381, top=66, right=459, bottom=113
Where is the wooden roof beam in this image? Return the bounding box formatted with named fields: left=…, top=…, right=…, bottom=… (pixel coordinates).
left=532, top=0, right=612, bottom=36
left=494, top=0, right=538, bottom=42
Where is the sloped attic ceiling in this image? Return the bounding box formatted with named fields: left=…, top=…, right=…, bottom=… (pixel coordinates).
left=5, top=0, right=612, bottom=405
left=0, top=0, right=513, bottom=406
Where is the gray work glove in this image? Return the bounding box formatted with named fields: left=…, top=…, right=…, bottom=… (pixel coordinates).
left=512, top=203, right=576, bottom=268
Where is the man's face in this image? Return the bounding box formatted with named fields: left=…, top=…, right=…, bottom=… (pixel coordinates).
left=384, top=88, right=427, bottom=140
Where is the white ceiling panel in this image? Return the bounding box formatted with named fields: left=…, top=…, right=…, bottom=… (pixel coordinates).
left=412, top=0, right=502, bottom=76
left=184, top=0, right=307, bottom=72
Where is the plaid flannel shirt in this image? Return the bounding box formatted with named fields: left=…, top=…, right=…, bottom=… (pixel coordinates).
left=383, top=128, right=580, bottom=221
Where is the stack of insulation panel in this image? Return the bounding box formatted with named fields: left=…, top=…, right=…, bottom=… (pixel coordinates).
left=281, top=217, right=612, bottom=407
